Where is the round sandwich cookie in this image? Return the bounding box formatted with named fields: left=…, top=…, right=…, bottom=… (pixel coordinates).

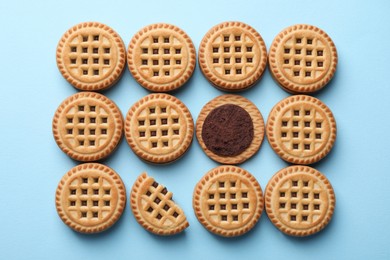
left=55, top=163, right=126, bottom=233
left=125, top=93, right=194, bottom=164
left=131, top=173, right=189, bottom=235
left=269, top=24, right=337, bottom=94
left=56, top=22, right=126, bottom=91
left=127, top=23, right=196, bottom=92
left=52, top=92, right=123, bottom=162
left=266, top=95, right=336, bottom=165
left=193, top=165, right=264, bottom=237
left=196, top=95, right=264, bottom=164
left=198, top=21, right=267, bottom=91
left=265, top=165, right=335, bottom=237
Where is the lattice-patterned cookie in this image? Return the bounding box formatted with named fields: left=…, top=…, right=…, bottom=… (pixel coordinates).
left=131, top=173, right=189, bottom=235
left=198, top=21, right=267, bottom=91
left=52, top=92, right=123, bottom=161
left=266, top=95, right=336, bottom=165
left=193, top=166, right=263, bottom=237
left=127, top=23, right=196, bottom=92
left=196, top=95, right=264, bottom=164
left=55, top=163, right=126, bottom=233
left=56, top=22, right=126, bottom=91
left=265, top=165, right=335, bottom=236
left=269, top=24, right=337, bottom=94
left=125, top=94, right=193, bottom=164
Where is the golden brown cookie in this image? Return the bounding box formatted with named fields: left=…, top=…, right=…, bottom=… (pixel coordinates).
left=265, top=165, right=335, bottom=236
left=198, top=21, right=267, bottom=91
left=55, top=163, right=126, bottom=233
left=266, top=95, right=336, bottom=165
left=125, top=93, right=194, bottom=164
left=193, top=165, right=263, bottom=237
left=52, top=92, right=123, bottom=162
left=269, top=24, right=337, bottom=94
left=56, top=22, right=126, bottom=91
left=131, top=172, right=189, bottom=235
left=196, top=95, right=264, bottom=164
left=127, top=23, right=196, bottom=92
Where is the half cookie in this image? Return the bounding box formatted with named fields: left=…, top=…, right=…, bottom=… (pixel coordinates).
left=130, top=173, right=189, bottom=235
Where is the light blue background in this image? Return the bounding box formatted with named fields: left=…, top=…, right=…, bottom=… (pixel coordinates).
left=0, top=0, right=389, bottom=259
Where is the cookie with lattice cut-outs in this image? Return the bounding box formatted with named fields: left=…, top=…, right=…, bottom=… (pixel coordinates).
left=130, top=173, right=189, bottom=235
left=56, top=22, right=126, bottom=91
left=266, top=95, right=336, bottom=165
left=196, top=95, right=264, bottom=164
left=193, top=165, right=263, bottom=237
left=198, top=21, right=267, bottom=91
left=265, top=165, right=335, bottom=236
left=125, top=93, right=194, bottom=164
left=53, top=92, right=123, bottom=161
left=127, top=23, right=196, bottom=92
left=269, top=24, right=337, bottom=94
left=55, top=163, right=126, bottom=233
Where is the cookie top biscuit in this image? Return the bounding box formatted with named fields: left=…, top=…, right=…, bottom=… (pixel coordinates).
left=52, top=92, right=123, bottom=161
left=127, top=23, right=196, bottom=92
left=265, top=165, right=335, bottom=236
left=56, top=22, right=126, bottom=91
left=131, top=173, right=189, bottom=235
left=196, top=95, right=264, bottom=164
left=269, top=24, right=337, bottom=94
left=266, top=95, right=336, bottom=165
left=55, top=163, right=126, bottom=233
left=198, top=21, right=267, bottom=91
left=193, top=165, right=263, bottom=237
left=125, top=93, right=194, bottom=164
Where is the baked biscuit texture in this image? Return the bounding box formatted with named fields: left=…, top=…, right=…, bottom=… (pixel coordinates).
left=199, top=21, right=267, bottom=91
left=125, top=93, right=194, bottom=164
left=269, top=24, right=337, bottom=94
left=127, top=23, right=196, bottom=92
left=56, top=22, right=126, bottom=91
left=266, top=95, right=336, bottom=165
left=265, top=165, right=335, bottom=236
left=193, top=165, right=264, bottom=237
left=52, top=92, right=123, bottom=162
left=55, top=163, right=126, bottom=233
left=131, top=173, right=189, bottom=235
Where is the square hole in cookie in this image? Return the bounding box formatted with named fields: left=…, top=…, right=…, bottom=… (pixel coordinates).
left=153, top=60, right=159, bottom=65
left=306, top=61, right=312, bottom=66
left=279, top=203, right=285, bottom=209
left=282, top=121, right=288, bottom=127
left=93, top=201, right=98, bottom=206
left=173, top=212, right=179, bottom=218
left=173, top=130, right=179, bottom=135
left=296, top=38, right=302, bottom=44
left=303, top=181, right=309, bottom=187
left=314, top=204, right=320, bottom=210
left=82, top=189, right=87, bottom=195
left=138, top=120, right=145, bottom=126
left=165, top=71, right=170, bottom=76
left=294, top=60, right=300, bottom=65
left=213, top=58, right=219, bottom=63
left=82, top=47, right=88, bottom=53
left=93, top=189, right=99, bottom=195
left=284, top=59, right=289, bottom=64
left=71, top=46, right=77, bottom=52
left=305, top=71, right=311, bottom=77
left=281, top=132, right=287, bottom=137
left=292, top=181, right=298, bottom=186
left=146, top=191, right=151, bottom=196
left=232, top=204, right=237, bottom=210
left=219, top=182, right=224, bottom=188
left=70, top=189, right=76, bottom=195
left=293, top=121, right=298, bottom=126
left=291, top=192, right=297, bottom=197
left=294, top=71, right=300, bottom=76
left=220, top=193, right=225, bottom=199
left=164, top=49, right=170, bottom=54
left=232, top=215, right=238, bottom=222
left=142, top=60, right=148, bottom=65
left=242, top=192, right=248, bottom=198
left=82, top=59, right=88, bottom=64
left=317, top=50, right=323, bottom=56
left=314, top=193, right=320, bottom=199
left=105, top=189, right=110, bottom=195
left=236, top=58, right=242, bottom=63
left=304, top=144, right=310, bottom=150
left=209, top=194, right=214, bottom=199
left=164, top=60, right=170, bottom=65
left=176, top=60, right=181, bottom=65
left=153, top=37, right=158, bottom=43
left=151, top=142, right=157, bottom=148
left=90, top=129, right=95, bottom=135
left=142, top=48, right=148, bottom=54
left=81, top=200, right=87, bottom=206
left=220, top=204, right=226, bottom=210
left=105, top=201, right=110, bottom=206
left=81, top=212, right=87, bottom=218
left=104, top=48, right=110, bottom=54
left=151, top=131, right=156, bottom=137
left=293, top=144, right=299, bottom=150
left=224, top=36, right=229, bottom=41
left=230, top=182, right=236, bottom=187
left=225, top=70, right=230, bottom=75
left=150, top=119, right=156, bottom=125
left=69, top=201, right=76, bottom=206
left=175, top=48, right=181, bottom=54
left=235, top=35, right=241, bottom=41
left=67, top=118, right=73, bottom=123
left=291, top=203, right=297, bottom=209
left=295, top=49, right=301, bottom=54
left=162, top=130, right=168, bottom=136
left=293, top=132, right=298, bottom=138
left=306, top=50, right=312, bottom=55
left=303, top=192, right=309, bottom=198
left=147, top=207, right=153, bottom=213
left=224, top=47, right=230, bottom=52
left=247, top=46, right=252, bottom=52
left=213, top=47, right=219, bottom=53
left=235, top=47, right=241, bottom=52
left=316, top=122, right=322, bottom=128
left=318, top=61, right=324, bottom=67
left=83, top=70, right=88, bottom=75
left=224, top=58, right=230, bottom=64
left=243, top=203, right=249, bottom=209
left=290, top=215, right=296, bottom=221
left=164, top=37, right=169, bottom=43
left=294, top=110, right=299, bottom=116
left=236, top=69, right=242, bottom=74
left=173, top=118, right=179, bottom=124
left=303, top=204, right=309, bottom=210
left=305, top=121, right=310, bottom=127
left=153, top=49, right=158, bottom=54
left=307, top=39, right=313, bottom=44
left=93, top=48, right=98, bottom=54
left=79, top=140, right=84, bottom=146
left=154, top=197, right=161, bottom=204
left=163, top=204, right=170, bottom=211
left=82, top=178, right=88, bottom=183
left=153, top=71, right=159, bottom=76
left=70, top=59, right=76, bottom=64
left=316, top=133, right=322, bottom=139
left=102, top=118, right=108, bottom=123
left=221, top=215, right=227, bottom=221
left=93, top=35, right=99, bottom=41
left=93, top=58, right=99, bottom=64
left=302, top=215, right=308, bottom=221
left=101, top=129, right=107, bottom=135
left=89, top=140, right=95, bottom=146
left=209, top=205, right=215, bottom=210
left=230, top=193, right=236, bottom=199
left=67, top=129, right=73, bottom=134
left=305, top=133, right=310, bottom=138
left=78, top=129, right=84, bottom=135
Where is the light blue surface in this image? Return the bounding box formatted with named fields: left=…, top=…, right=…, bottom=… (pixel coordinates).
left=1, top=0, right=390, bottom=259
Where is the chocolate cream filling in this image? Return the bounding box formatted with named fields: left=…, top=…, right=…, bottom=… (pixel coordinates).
left=202, top=104, right=254, bottom=157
